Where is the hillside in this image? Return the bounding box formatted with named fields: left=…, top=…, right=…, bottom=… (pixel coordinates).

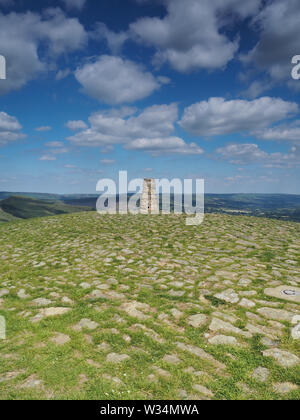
left=0, top=208, right=19, bottom=223
left=0, top=192, right=62, bottom=201
left=0, top=212, right=299, bottom=400
left=1, top=192, right=300, bottom=223
left=0, top=196, right=93, bottom=220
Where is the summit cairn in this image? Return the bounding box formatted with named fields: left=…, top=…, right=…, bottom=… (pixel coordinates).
left=140, top=178, right=159, bottom=214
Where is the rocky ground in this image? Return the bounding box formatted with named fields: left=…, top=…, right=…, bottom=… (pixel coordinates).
left=0, top=212, right=299, bottom=400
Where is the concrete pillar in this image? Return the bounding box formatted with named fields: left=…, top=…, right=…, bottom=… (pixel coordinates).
left=140, top=178, right=159, bottom=214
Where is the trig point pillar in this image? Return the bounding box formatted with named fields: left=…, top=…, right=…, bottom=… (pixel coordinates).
left=140, top=178, right=159, bottom=214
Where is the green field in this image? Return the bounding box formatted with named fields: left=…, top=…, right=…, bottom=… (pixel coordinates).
left=0, top=212, right=299, bottom=400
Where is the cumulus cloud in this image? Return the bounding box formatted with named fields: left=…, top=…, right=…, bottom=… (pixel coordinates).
left=91, top=23, right=128, bottom=54
left=66, top=120, right=88, bottom=131
left=40, top=141, right=68, bottom=162
left=68, top=103, right=178, bottom=146
left=241, top=0, right=300, bottom=91
left=255, top=121, right=300, bottom=144
left=215, top=143, right=300, bottom=167
left=39, top=154, right=56, bottom=161
left=179, top=97, right=298, bottom=136
left=124, top=137, right=203, bottom=155
left=64, top=164, right=77, bottom=169
left=0, top=8, right=87, bottom=94
left=216, top=143, right=267, bottom=164
left=130, top=0, right=261, bottom=72
left=55, top=68, right=71, bottom=81
left=0, top=111, right=25, bottom=146
left=100, top=159, right=116, bottom=165
left=74, top=55, right=161, bottom=104
left=67, top=103, right=202, bottom=155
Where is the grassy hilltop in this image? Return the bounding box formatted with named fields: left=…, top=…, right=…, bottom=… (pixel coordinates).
left=0, top=212, right=299, bottom=400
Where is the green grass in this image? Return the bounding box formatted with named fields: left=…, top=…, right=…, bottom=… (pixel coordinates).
left=0, top=212, right=299, bottom=400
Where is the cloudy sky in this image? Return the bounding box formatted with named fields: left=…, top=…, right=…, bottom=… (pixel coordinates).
left=0, top=0, right=300, bottom=194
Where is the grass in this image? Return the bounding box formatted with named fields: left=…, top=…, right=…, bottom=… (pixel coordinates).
left=0, top=212, right=299, bottom=400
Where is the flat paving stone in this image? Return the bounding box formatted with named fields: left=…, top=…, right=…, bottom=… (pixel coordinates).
left=209, top=318, right=252, bottom=338
left=251, top=367, right=270, bottom=383
left=162, top=354, right=181, bottom=364
left=273, top=382, right=298, bottom=394
left=192, top=384, right=214, bottom=397
left=74, top=318, right=99, bottom=330
left=262, top=348, right=299, bottom=367
left=264, top=285, right=300, bottom=303
left=214, top=289, right=239, bottom=304
left=257, top=307, right=295, bottom=322
left=106, top=353, right=130, bottom=363
left=50, top=333, right=70, bottom=345
left=208, top=334, right=239, bottom=346
left=187, top=314, right=208, bottom=328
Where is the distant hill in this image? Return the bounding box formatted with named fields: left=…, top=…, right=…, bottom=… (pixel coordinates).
left=0, top=191, right=62, bottom=201
left=0, top=207, right=19, bottom=222
left=0, top=196, right=93, bottom=221
left=1, top=192, right=300, bottom=222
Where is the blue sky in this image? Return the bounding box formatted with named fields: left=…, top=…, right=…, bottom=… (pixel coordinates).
left=0, top=0, right=299, bottom=194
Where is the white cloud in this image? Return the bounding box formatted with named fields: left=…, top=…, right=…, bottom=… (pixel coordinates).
left=66, top=120, right=88, bottom=130
left=0, top=8, right=87, bottom=94
left=130, top=0, right=261, bottom=72
left=255, top=122, right=300, bottom=144
left=41, top=141, right=68, bottom=161
left=35, top=126, right=52, bottom=132
left=39, top=155, right=56, bottom=161
left=0, top=111, right=25, bottom=146
left=216, top=143, right=267, bottom=164
left=101, top=107, right=138, bottom=118
left=215, top=143, right=300, bottom=167
left=60, top=0, right=86, bottom=11
left=125, top=137, right=204, bottom=156
left=91, top=23, right=128, bottom=54
left=67, top=103, right=202, bottom=155
left=74, top=55, right=161, bottom=104
left=241, top=0, right=300, bottom=90
left=55, top=68, right=71, bottom=80
left=180, top=97, right=298, bottom=136
left=0, top=111, right=21, bottom=131
left=68, top=103, right=178, bottom=146
left=100, top=159, right=116, bottom=165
